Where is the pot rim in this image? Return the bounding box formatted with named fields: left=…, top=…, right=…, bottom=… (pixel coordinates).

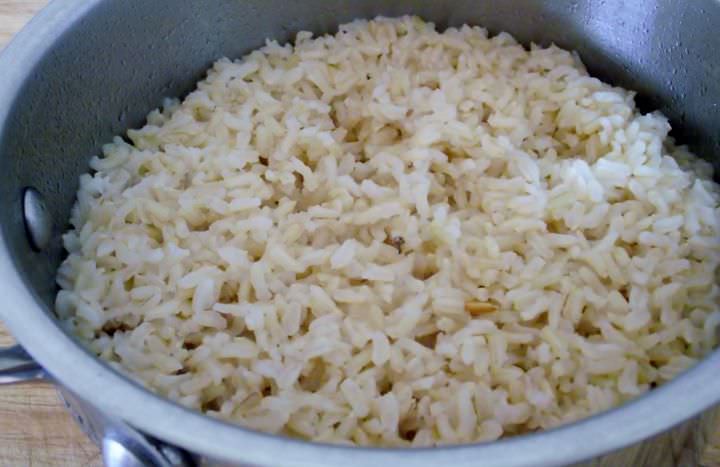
left=1, top=1, right=719, bottom=466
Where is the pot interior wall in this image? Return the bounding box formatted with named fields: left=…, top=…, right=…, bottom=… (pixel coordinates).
left=1, top=0, right=719, bottom=313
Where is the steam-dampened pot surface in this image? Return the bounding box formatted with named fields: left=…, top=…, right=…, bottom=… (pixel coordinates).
left=1, top=0, right=720, bottom=467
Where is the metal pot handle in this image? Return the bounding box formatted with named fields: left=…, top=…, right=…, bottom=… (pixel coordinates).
left=0, top=345, right=193, bottom=466
left=102, top=430, right=195, bottom=467
left=0, top=344, right=47, bottom=384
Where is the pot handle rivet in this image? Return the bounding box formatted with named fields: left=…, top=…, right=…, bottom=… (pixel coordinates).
left=23, top=187, right=53, bottom=251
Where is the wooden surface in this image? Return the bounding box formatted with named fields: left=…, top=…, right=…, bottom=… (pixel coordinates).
left=0, top=1, right=718, bottom=466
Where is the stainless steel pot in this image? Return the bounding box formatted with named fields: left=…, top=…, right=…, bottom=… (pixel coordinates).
left=1, top=1, right=719, bottom=466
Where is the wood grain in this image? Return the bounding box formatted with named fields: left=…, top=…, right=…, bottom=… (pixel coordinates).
left=0, top=0, right=45, bottom=48
left=0, top=1, right=718, bottom=466
left=705, top=426, right=720, bottom=467
left=0, top=2, right=102, bottom=465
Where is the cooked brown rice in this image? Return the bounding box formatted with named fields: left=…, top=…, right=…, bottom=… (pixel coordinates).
left=56, top=16, right=720, bottom=446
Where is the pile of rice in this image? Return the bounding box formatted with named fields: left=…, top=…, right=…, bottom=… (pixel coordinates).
left=57, top=16, right=720, bottom=446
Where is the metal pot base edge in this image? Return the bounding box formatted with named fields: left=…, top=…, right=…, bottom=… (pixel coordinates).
left=57, top=385, right=719, bottom=467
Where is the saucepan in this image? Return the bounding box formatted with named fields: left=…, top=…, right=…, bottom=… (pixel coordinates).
left=0, top=1, right=719, bottom=466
